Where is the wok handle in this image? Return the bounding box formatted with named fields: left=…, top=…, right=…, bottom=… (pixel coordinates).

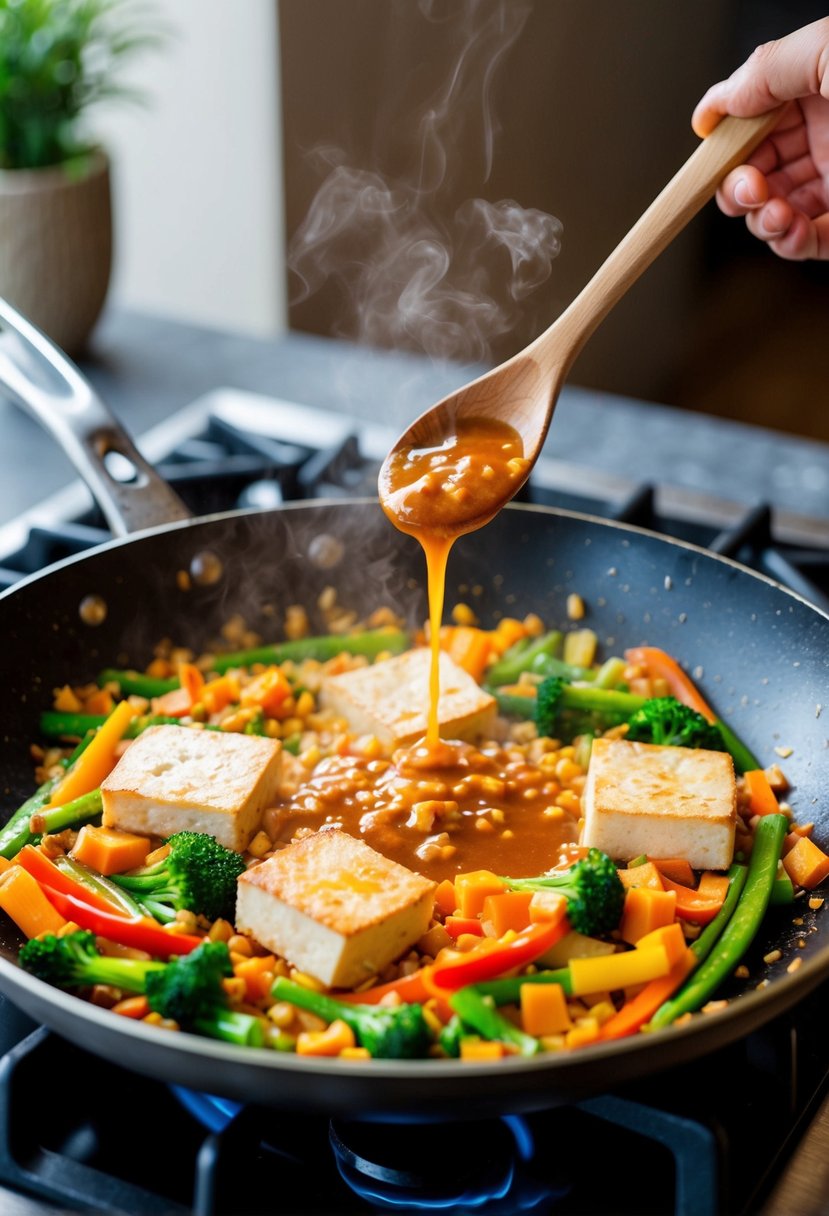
left=0, top=297, right=191, bottom=536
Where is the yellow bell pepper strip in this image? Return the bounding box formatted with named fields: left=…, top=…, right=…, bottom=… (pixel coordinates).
left=568, top=944, right=671, bottom=997
left=649, top=818, right=785, bottom=1029
left=430, top=919, right=570, bottom=991
left=38, top=883, right=203, bottom=956
left=16, top=845, right=127, bottom=915
left=47, top=701, right=136, bottom=807
left=600, top=948, right=697, bottom=1040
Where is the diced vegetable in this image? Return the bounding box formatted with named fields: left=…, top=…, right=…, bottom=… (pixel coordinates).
left=520, top=981, right=572, bottom=1036
left=782, top=836, right=829, bottom=890
left=650, top=858, right=695, bottom=887
left=649, top=816, right=786, bottom=1029
left=454, top=871, right=506, bottom=919
left=47, top=702, right=135, bottom=806
left=71, top=825, right=151, bottom=876
left=471, top=967, right=573, bottom=1005
left=480, top=891, right=534, bottom=937
left=449, top=986, right=539, bottom=1056
left=620, top=887, right=677, bottom=944
left=501, top=849, right=625, bottom=936
left=441, top=626, right=494, bottom=682
left=659, top=876, right=724, bottom=925
left=0, top=866, right=67, bottom=938
left=617, top=862, right=664, bottom=892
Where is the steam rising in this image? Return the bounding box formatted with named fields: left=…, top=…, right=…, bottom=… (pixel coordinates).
left=288, top=0, right=562, bottom=364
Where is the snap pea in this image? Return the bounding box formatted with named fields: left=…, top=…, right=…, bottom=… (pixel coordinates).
left=648, top=815, right=786, bottom=1029
left=52, top=854, right=145, bottom=919
left=486, top=630, right=563, bottom=687
left=97, top=669, right=178, bottom=698
left=0, top=734, right=94, bottom=859
left=1, top=790, right=103, bottom=859
left=210, top=628, right=410, bottom=675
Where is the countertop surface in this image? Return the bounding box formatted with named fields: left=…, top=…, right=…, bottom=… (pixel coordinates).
left=0, top=308, right=828, bottom=528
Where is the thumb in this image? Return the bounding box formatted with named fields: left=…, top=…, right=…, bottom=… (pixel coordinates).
left=692, top=17, right=829, bottom=137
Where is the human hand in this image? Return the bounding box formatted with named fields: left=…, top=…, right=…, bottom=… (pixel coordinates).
left=692, top=18, right=829, bottom=259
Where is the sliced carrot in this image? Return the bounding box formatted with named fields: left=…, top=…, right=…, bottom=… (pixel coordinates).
left=460, top=1039, right=505, bottom=1060
left=0, top=866, right=67, bottom=938
left=528, top=890, right=568, bottom=925
left=442, top=626, right=494, bottom=682
left=620, top=887, right=677, bottom=944
left=178, top=661, right=205, bottom=709
left=83, top=688, right=115, bottom=716
left=650, top=857, right=695, bottom=887
left=743, top=769, right=780, bottom=818
left=297, top=1019, right=356, bottom=1057
left=491, top=618, right=527, bottom=655
left=454, top=871, right=506, bottom=919
left=660, top=876, right=723, bottom=925
left=240, top=668, right=292, bottom=715
left=481, top=891, right=534, bottom=937
left=600, top=949, right=696, bottom=1040
left=201, top=675, right=240, bottom=715
left=617, top=862, right=664, bottom=892
left=782, top=837, right=829, bottom=890
left=520, top=981, right=572, bottom=1036
left=434, top=878, right=457, bottom=917
left=71, top=825, right=151, bottom=876
left=697, top=872, right=730, bottom=902
left=338, top=968, right=433, bottom=1006
left=234, top=955, right=276, bottom=1002
left=445, top=915, right=485, bottom=939
left=151, top=687, right=192, bottom=717
left=112, top=995, right=150, bottom=1019
left=47, top=700, right=136, bottom=807
left=624, top=646, right=715, bottom=722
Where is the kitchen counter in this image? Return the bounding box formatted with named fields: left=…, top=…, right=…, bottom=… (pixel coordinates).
left=0, top=308, right=828, bottom=528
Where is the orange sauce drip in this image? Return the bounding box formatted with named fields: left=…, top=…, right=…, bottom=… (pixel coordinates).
left=379, top=416, right=528, bottom=754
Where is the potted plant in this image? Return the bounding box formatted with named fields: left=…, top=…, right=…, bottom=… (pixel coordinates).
left=0, top=0, right=161, bottom=354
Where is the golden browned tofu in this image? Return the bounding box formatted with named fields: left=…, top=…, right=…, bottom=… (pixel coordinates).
left=582, top=737, right=736, bottom=870
left=236, top=829, right=436, bottom=988
left=320, top=648, right=495, bottom=747
left=101, top=725, right=281, bottom=851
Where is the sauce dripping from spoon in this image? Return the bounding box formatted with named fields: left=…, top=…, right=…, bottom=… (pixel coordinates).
left=379, top=415, right=528, bottom=756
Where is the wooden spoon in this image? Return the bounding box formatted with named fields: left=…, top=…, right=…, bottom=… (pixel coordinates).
left=380, top=111, right=782, bottom=517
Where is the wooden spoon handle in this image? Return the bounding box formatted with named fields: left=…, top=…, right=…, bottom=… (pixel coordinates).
left=537, top=109, right=784, bottom=373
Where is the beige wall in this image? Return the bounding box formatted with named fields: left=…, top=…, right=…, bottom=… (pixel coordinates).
left=280, top=0, right=734, bottom=399
left=96, top=0, right=285, bottom=336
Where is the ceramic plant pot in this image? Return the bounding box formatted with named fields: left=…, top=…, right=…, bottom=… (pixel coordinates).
left=0, top=149, right=112, bottom=355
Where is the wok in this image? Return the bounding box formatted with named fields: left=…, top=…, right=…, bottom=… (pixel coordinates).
left=0, top=300, right=827, bottom=1118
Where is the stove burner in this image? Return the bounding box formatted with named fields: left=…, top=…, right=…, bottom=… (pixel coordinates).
left=329, top=1115, right=566, bottom=1212
left=172, top=1086, right=240, bottom=1134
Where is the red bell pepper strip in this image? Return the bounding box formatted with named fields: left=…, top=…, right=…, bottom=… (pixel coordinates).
left=600, top=948, right=697, bottom=1040
left=16, top=846, right=127, bottom=916
left=38, top=883, right=202, bottom=956
left=659, top=876, right=724, bottom=925
left=624, top=647, right=715, bottom=722
left=429, top=919, right=570, bottom=991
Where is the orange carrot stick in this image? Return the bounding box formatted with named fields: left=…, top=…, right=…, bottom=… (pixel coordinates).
left=600, top=949, right=696, bottom=1040
left=624, top=647, right=715, bottom=722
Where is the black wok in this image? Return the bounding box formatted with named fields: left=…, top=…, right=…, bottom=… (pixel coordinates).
left=0, top=301, right=827, bottom=1118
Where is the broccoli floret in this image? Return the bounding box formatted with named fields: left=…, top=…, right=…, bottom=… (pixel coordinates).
left=272, top=977, right=431, bottom=1059
left=625, top=696, right=726, bottom=751
left=502, top=848, right=625, bottom=936
left=111, top=830, right=245, bottom=923
left=21, top=933, right=262, bottom=1047
left=535, top=676, right=647, bottom=741
left=145, top=939, right=233, bottom=1023
left=20, top=930, right=165, bottom=992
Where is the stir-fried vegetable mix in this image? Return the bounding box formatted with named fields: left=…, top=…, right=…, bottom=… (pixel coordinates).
left=1, top=593, right=826, bottom=1061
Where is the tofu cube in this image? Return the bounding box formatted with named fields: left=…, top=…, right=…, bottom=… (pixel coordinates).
left=101, top=725, right=281, bottom=852
left=582, top=737, right=736, bottom=871
left=320, top=648, right=495, bottom=747
left=236, top=829, right=436, bottom=988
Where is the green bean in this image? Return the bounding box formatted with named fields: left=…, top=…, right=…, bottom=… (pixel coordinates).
left=714, top=717, right=760, bottom=775
left=1, top=790, right=103, bottom=858
left=486, top=630, right=563, bottom=686
left=97, top=670, right=178, bottom=698
left=648, top=815, right=786, bottom=1029
left=210, top=628, right=410, bottom=674
left=52, top=855, right=145, bottom=918
left=0, top=734, right=95, bottom=858
left=40, top=712, right=183, bottom=740
left=470, top=967, right=572, bottom=1005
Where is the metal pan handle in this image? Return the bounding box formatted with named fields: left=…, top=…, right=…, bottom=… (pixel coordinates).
left=0, top=297, right=190, bottom=536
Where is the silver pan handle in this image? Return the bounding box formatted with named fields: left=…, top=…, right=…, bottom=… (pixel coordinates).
left=0, top=297, right=190, bottom=535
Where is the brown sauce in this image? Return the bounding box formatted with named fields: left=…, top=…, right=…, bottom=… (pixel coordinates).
left=267, top=741, right=581, bottom=882
left=378, top=415, right=529, bottom=749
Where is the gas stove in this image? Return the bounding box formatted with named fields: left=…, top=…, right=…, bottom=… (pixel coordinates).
left=0, top=387, right=828, bottom=1216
